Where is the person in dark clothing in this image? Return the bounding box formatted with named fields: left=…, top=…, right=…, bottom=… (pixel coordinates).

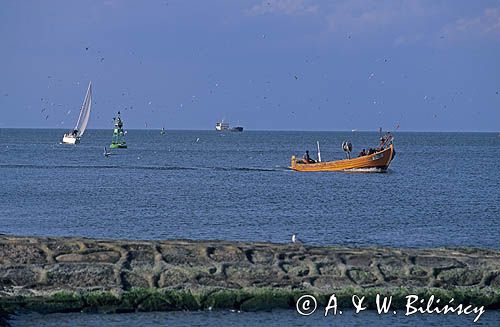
left=302, top=150, right=315, bottom=163
left=359, top=149, right=366, bottom=157
left=379, top=132, right=392, bottom=149
left=379, top=136, right=386, bottom=148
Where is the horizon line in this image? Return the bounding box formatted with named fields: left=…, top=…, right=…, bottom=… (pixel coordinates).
left=0, top=127, right=498, bottom=133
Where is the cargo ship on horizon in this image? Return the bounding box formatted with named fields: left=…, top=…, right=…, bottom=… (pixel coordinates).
left=215, top=120, right=243, bottom=132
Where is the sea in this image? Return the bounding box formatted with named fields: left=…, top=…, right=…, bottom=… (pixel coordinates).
left=1, top=129, right=499, bottom=326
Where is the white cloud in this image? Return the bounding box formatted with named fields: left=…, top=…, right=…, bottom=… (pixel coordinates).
left=246, top=0, right=500, bottom=45
left=248, top=0, right=318, bottom=16
left=325, top=0, right=435, bottom=35
left=441, top=7, right=500, bottom=41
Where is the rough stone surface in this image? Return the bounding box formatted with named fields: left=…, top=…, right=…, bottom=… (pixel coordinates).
left=0, top=235, right=499, bottom=297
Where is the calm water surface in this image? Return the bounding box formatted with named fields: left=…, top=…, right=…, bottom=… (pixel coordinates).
left=1, top=129, right=499, bottom=326
left=10, top=310, right=500, bottom=327
left=0, top=129, right=499, bottom=248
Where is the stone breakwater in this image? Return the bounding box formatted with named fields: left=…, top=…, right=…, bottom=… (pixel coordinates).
left=0, top=235, right=499, bottom=316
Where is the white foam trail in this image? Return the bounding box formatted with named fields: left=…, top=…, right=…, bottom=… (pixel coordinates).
left=343, top=167, right=386, bottom=173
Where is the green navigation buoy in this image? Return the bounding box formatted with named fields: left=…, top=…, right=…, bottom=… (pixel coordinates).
left=110, top=111, right=128, bottom=149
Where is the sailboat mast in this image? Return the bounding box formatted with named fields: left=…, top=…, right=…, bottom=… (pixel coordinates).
left=77, top=82, right=92, bottom=137
left=74, top=81, right=92, bottom=131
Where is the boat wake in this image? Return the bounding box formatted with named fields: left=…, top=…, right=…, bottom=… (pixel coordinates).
left=0, top=164, right=289, bottom=173
left=211, top=166, right=289, bottom=172
left=0, top=164, right=197, bottom=171
left=343, top=167, right=387, bottom=173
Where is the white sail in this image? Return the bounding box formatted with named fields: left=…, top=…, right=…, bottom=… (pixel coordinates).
left=75, top=81, right=92, bottom=137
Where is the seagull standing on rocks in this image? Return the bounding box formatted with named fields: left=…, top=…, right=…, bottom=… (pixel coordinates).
left=292, top=233, right=301, bottom=244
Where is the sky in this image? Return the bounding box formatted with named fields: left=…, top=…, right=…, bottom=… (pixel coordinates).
left=0, top=0, right=499, bottom=131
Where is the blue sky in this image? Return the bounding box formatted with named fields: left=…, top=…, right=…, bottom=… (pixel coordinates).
left=0, top=0, right=499, bottom=131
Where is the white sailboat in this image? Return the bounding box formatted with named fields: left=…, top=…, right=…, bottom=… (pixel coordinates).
left=62, top=81, right=92, bottom=144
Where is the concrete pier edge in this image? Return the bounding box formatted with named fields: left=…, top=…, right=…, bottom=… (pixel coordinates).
left=1, top=235, right=499, bottom=319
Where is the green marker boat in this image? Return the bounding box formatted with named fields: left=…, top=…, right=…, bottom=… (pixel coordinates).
left=110, top=111, right=127, bottom=149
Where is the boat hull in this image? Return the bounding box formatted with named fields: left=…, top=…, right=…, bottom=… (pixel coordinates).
left=62, top=135, right=80, bottom=144
left=291, top=144, right=394, bottom=172
left=110, top=143, right=127, bottom=149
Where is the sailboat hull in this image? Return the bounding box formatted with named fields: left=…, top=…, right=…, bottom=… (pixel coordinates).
left=62, top=135, right=80, bottom=144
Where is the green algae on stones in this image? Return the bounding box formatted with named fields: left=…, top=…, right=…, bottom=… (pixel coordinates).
left=1, top=287, right=497, bottom=316
left=237, top=289, right=298, bottom=311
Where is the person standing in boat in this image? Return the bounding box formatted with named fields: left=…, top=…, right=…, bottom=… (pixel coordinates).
left=302, top=150, right=316, bottom=164
left=379, top=136, right=386, bottom=149
left=379, top=132, right=392, bottom=149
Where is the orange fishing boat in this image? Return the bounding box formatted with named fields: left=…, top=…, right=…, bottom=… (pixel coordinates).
left=290, top=134, right=395, bottom=172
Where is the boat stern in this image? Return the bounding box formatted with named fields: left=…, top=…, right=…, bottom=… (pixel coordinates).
left=290, top=155, right=297, bottom=170
left=62, top=135, right=79, bottom=144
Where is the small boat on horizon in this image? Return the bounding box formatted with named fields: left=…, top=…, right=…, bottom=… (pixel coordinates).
left=215, top=120, right=244, bottom=132
left=160, top=127, right=166, bottom=135
left=290, top=134, right=395, bottom=172
left=62, top=81, right=92, bottom=144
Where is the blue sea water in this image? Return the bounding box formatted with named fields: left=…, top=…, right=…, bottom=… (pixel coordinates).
left=1, top=129, right=499, bottom=326
left=9, top=309, right=500, bottom=327
left=1, top=129, right=499, bottom=248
